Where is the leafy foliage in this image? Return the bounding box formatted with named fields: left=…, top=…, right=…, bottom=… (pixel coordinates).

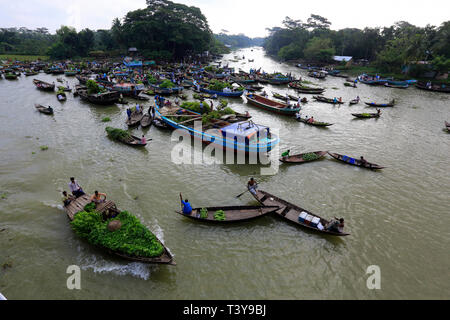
left=159, top=79, right=175, bottom=88
left=86, top=80, right=102, bottom=95
left=302, top=153, right=320, bottom=161
left=105, top=127, right=132, bottom=141
left=214, top=210, right=225, bottom=221
left=180, top=101, right=210, bottom=114
left=71, top=210, right=164, bottom=258
left=208, top=80, right=232, bottom=91
left=200, top=208, right=208, bottom=219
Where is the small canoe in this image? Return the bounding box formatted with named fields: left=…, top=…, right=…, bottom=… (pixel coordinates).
left=365, top=101, right=395, bottom=107
left=297, top=117, right=333, bottom=127
left=251, top=190, right=350, bottom=236
left=352, top=112, right=381, bottom=119
left=126, top=112, right=144, bottom=127
left=57, top=92, right=67, bottom=102
left=176, top=205, right=280, bottom=223
left=64, top=195, right=175, bottom=265
left=349, top=99, right=360, bottom=105
left=35, top=104, right=54, bottom=115
left=272, top=92, right=289, bottom=101
left=140, top=114, right=153, bottom=128
left=313, top=96, right=344, bottom=104
left=344, top=82, right=357, bottom=88
left=384, top=83, right=409, bottom=89
left=328, top=152, right=385, bottom=170
left=121, top=135, right=147, bottom=147
left=280, top=151, right=328, bottom=163
left=33, top=79, right=55, bottom=91
left=153, top=117, right=172, bottom=130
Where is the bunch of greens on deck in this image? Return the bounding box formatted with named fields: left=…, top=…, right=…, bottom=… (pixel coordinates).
left=214, top=210, right=225, bottom=221
left=159, top=79, right=175, bottom=89
left=106, top=127, right=132, bottom=141
left=86, top=79, right=106, bottom=95
left=71, top=210, right=164, bottom=258
left=302, top=153, right=320, bottom=161
left=200, top=208, right=208, bottom=219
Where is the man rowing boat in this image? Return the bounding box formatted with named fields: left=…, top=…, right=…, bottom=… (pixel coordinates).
left=247, top=178, right=258, bottom=196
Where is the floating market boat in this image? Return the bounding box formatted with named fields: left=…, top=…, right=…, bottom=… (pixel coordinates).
left=313, top=96, right=344, bottom=104
left=308, top=71, right=327, bottom=79
left=156, top=104, right=279, bottom=153
left=415, top=82, right=450, bottom=93
left=365, top=100, right=395, bottom=107
left=288, top=82, right=325, bottom=94
left=279, top=151, right=328, bottom=164
left=349, top=99, right=360, bottom=105
left=24, top=71, right=38, bottom=76
left=126, top=112, right=144, bottom=127
left=200, top=87, right=244, bottom=97
left=176, top=205, right=280, bottom=223
left=296, top=116, right=333, bottom=127
left=33, top=79, right=55, bottom=91
left=246, top=94, right=300, bottom=115
left=56, top=91, right=67, bottom=102
left=151, top=84, right=184, bottom=95
left=328, top=152, right=385, bottom=170
left=384, top=83, right=409, bottom=89
left=140, top=114, right=153, bottom=128
left=64, top=195, right=175, bottom=265
left=76, top=85, right=121, bottom=105
left=352, top=112, right=381, bottom=119
left=35, top=104, right=54, bottom=115
left=4, top=73, right=18, bottom=80
left=272, top=92, right=289, bottom=101
left=106, top=127, right=147, bottom=147
left=64, top=70, right=77, bottom=76
left=250, top=190, right=350, bottom=236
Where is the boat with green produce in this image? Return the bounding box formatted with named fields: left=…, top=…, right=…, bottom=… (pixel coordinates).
left=245, top=94, right=300, bottom=115
left=106, top=127, right=147, bottom=147
left=352, top=112, right=381, bottom=119
left=296, top=116, right=333, bottom=127
left=65, top=195, right=175, bottom=265
left=176, top=205, right=280, bottom=223
left=313, top=96, right=344, bottom=104
left=279, top=151, right=328, bottom=163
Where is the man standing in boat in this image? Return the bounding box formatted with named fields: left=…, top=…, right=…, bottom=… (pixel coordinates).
left=247, top=178, right=258, bottom=196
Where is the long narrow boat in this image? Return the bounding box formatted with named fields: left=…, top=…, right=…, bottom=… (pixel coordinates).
left=349, top=99, right=360, bottom=105
left=200, top=87, right=244, bottom=97
left=76, top=85, right=120, bottom=105
left=156, top=104, right=279, bottom=153
left=64, top=195, right=175, bottom=265
left=33, top=79, right=55, bottom=91
left=176, top=206, right=280, bottom=223
left=280, top=151, right=328, bottom=163
left=272, top=92, right=289, bottom=101
left=313, top=96, right=344, bottom=104
left=296, top=116, right=333, bottom=127
left=352, top=112, right=381, bottom=119
left=415, top=82, right=450, bottom=93
left=365, top=100, right=395, bottom=107
left=384, top=83, right=409, bottom=89
left=35, top=104, right=54, bottom=115
left=56, top=92, right=67, bottom=102
left=126, top=112, right=144, bottom=127
left=328, top=152, right=385, bottom=170
left=288, top=82, right=325, bottom=94
left=245, top=94, right=300, bottom=115
left=140, top=114, right=153, bottom=128
left=251, top=190, right=350, bottom=236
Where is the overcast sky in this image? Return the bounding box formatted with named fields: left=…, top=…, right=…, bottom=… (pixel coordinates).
left=0, top=0, right=449, bottom=37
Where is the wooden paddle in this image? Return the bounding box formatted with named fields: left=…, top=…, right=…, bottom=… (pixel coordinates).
left=236, top=189, right=249, bottom=198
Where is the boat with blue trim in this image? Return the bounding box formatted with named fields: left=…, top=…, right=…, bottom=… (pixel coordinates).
left=155, top=104, right=279, bottom=153
left=200, top=87, right=244, bottom=97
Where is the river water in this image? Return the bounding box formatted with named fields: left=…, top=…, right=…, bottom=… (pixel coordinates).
left=0, top=47, right=449, bottom=300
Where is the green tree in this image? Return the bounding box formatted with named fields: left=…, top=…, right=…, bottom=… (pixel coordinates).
left=303, top=37, right=335, bottom=62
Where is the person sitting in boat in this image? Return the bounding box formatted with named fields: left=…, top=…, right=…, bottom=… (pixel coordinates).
left=262, top=90, right=268, bottom=97
left=69, top=177, right=85, bottom=198
left=307, top=116, right=315, bottom=124
left=90, top=191, right=107, bottom=205
left=282, top=150, right=290, bottom=160
left=247, top=178, right=258, bottom=196
left=377, top=109, right=381, bottom=115
left=179, top=193, right=192, bottom=215
left=295, top=112, right=301, bottom=120
left=141, top=135, right=147, bottom=145
left=174, top=96, right=180, bottom=106
left=339, top=97, right=342, bottom=103
left=212, top=93, right=218, bottom=99
left=326, top=218, right=345, bottom=233
left=360, top=156, right=371, bottom=168
left=333, top=97, right=337, bottom=103
left=47, top=106, right=53, bottom=113
left=62, top=191, right=76, bottom=207
left=135, top=104, right=141, bottom=113
left=356, top=96, right=360, bottom=102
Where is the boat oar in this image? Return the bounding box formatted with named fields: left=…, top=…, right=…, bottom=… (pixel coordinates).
left=236, top=189, right=249, bottom=198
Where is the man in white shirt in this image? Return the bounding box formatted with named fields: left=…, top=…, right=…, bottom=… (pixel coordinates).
left=69, top=177, right=85, bottom=198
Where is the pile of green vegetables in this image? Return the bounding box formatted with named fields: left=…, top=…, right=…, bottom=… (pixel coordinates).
left=105, top=127, right=132, bottom=141
left=86, top=79, right=105, bottom=95
left=302, top=153, right=320, bottom=161
left=200, top=208, right=208, bottom=219
left=159, top=79, right=175, bottom=89
left=71, top=210, right=164, bottom=258
left=219, top=99, right=228, bottom=109
left=208, top=80, right=233, bottom=92
left=214, top=210, right=226, bottom=221
left=360, top=113, right=372, bottom=117
left=180, top=101, right=211, bottom=114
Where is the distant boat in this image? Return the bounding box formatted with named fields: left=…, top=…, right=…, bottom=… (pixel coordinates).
left=246, top=94, right=300, bottom=115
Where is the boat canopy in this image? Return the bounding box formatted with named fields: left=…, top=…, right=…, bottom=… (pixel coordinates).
left=221, top=121, right=270, bottom=143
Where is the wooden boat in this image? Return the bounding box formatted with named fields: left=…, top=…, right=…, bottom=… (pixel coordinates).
left=287, top=94, right=301, bottom=101
left=246, top=94, right=300, bottom=115
left=35, top=104, right=54, bottom=115
left=280, top=151, right=328, bottom=163
left=5, top=73, right=18, bottom=80
left=272, top=92, right=289, bottom=101
left=176, top=205, right=280, bottom=223
left=64, top=195, right=175, bottom=265
left=352, top=112, right=381, bottom=119
left=288, top=82, right=325, bottom=94
left=415, top=82, right=450, bottom=93
left=153, top=117, right=172, bottom=130
left=308, top=71, right=327, bottom=79
left=384, top=83, right=409, bottom=89
left=33, top=79, right=55, bottom=91
left=200, top=87, right=244, bottom=97
left=24, top=71, right=38, bottom=76
left=344, top=82, right=357, bottom=88
left=297, top=116, right=333, bottom=127
left=56, top=92, right=67, bottom=102
left=251, top=190, right=350, bottom=236
left=140, top=114, right=153, bottom=128
left=76, top=86, right=121, bottom=105
left=313, top=96, right=344, bottom=104
left=349, top=99, right=360, bottom=105
left=126, top=112, right=144, bottom=127
left=328, top=152, right=385, bottom=170
left=365, top=100, right=395, bottom=107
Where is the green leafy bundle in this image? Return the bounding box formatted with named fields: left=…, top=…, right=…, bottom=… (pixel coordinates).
left=361, top=113, right=372, bottom=117
left=302, top=153, right=320, bottom=161
left=219, top=99, right=228, bottom=109
left=159, top=79, right=175, bottom=89
left=180, top=101, right=210, bottom=114
left=71, top=211, right=164, bottom=258
left=86, top=79, right=102, bottom=95
left=214, top=210, right=225, bottom=221
left=105, top=127, right=132, bottom=141
left=208, top=80, right=232, bottom=92
left=200, top=208, right=208, bottom=219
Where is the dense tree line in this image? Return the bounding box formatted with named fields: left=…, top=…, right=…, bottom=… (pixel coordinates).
left=264, top=15, right=450, bottom=74
left=0, top=27, right=54, bottom=55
